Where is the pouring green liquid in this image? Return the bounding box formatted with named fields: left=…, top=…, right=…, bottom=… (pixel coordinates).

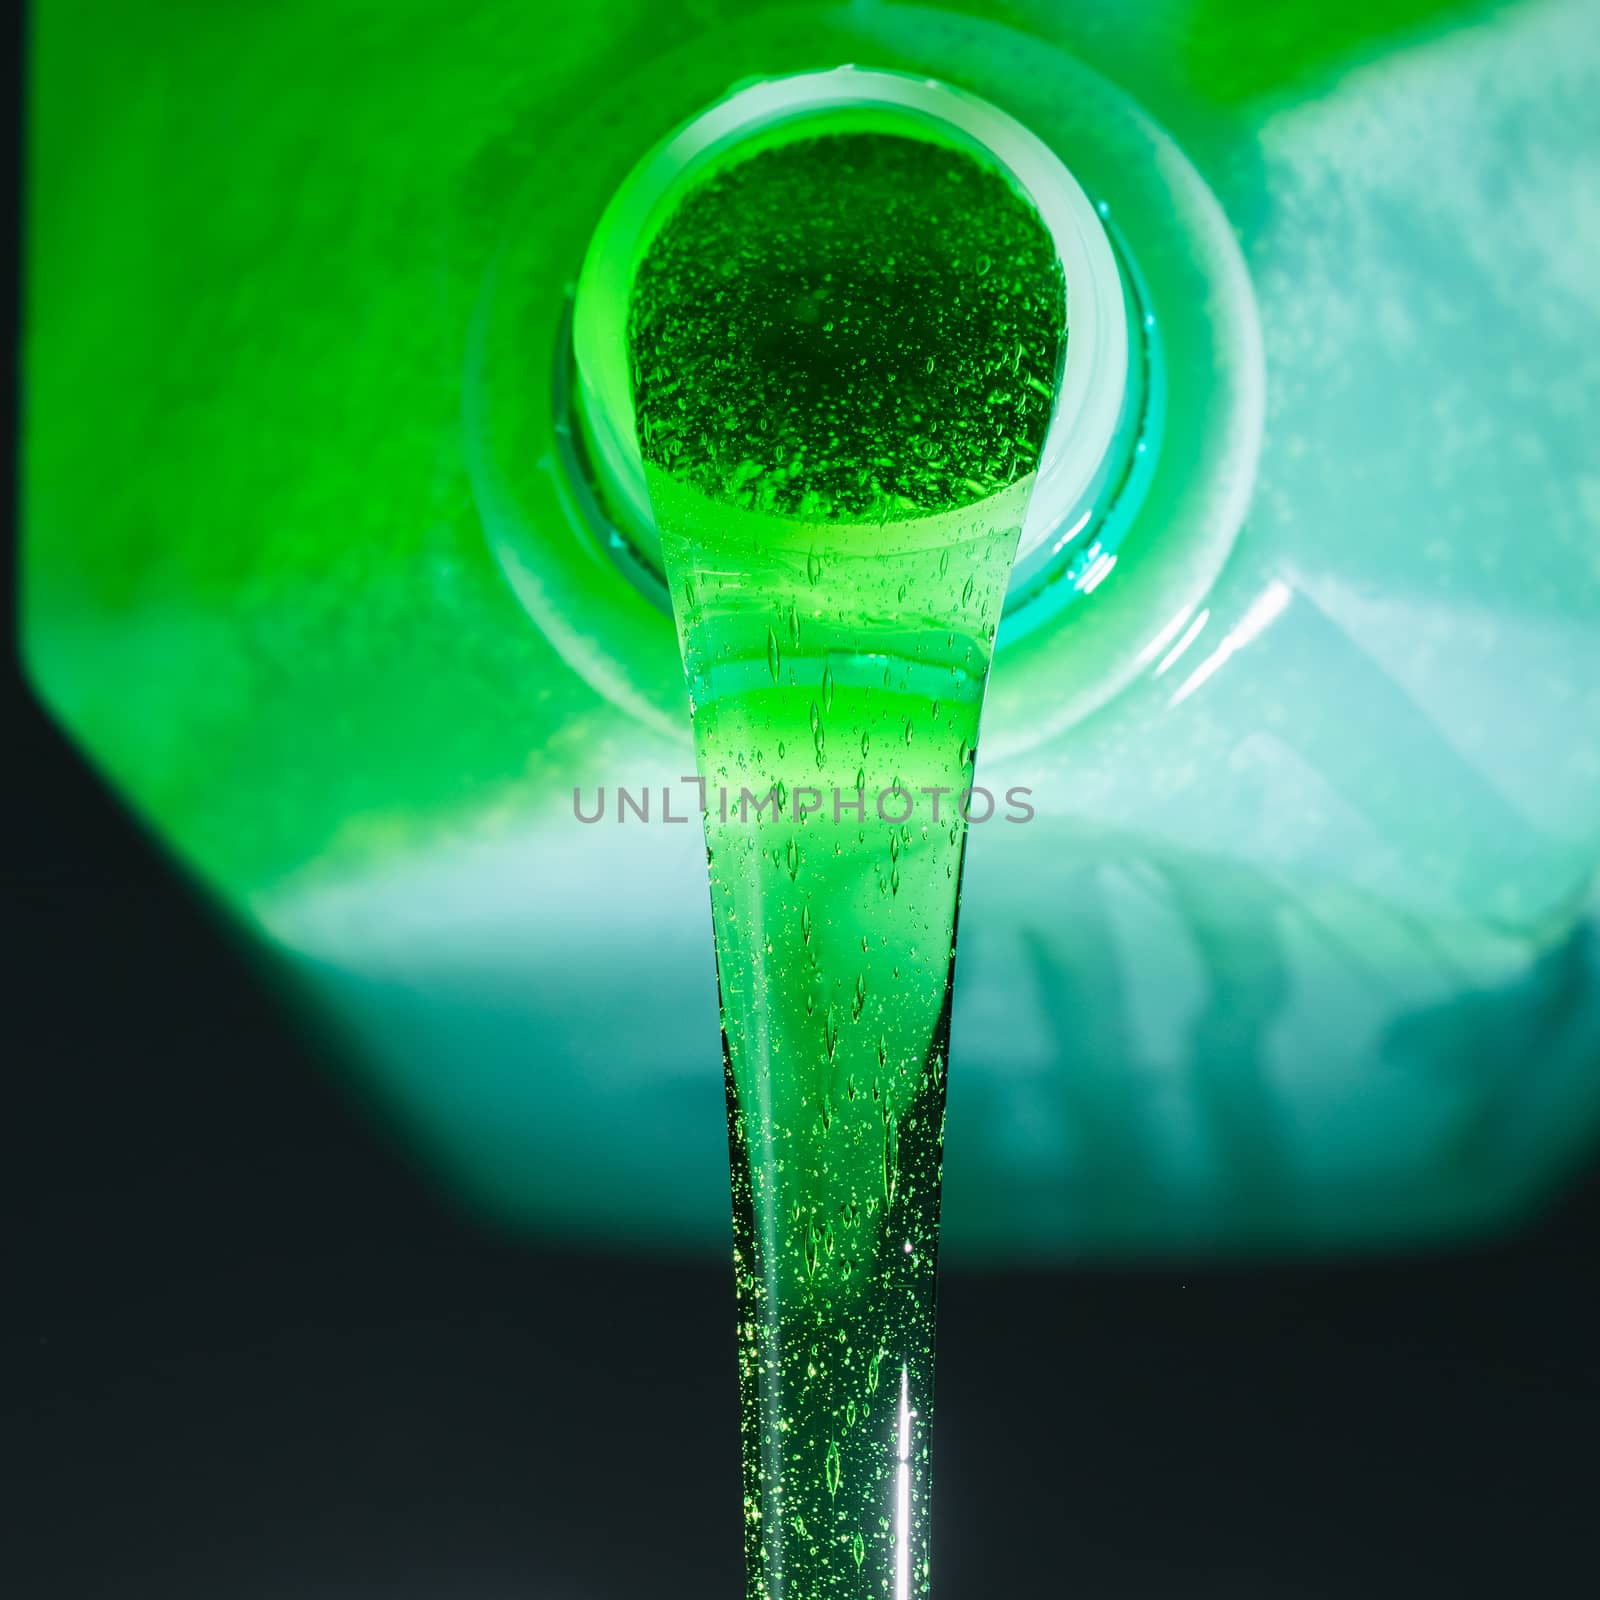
left=630, top=128, right=1065, bottom=1597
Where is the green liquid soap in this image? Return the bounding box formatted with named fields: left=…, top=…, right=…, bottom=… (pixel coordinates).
left=630, top=128, right=1065, bottom=1598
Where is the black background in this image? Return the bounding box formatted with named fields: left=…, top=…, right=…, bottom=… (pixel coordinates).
left=5, top=4, right=1597, bottom=1593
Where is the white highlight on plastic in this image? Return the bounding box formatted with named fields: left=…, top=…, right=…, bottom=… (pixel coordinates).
left=1169, top=580, right=1291, bottom=707
left=1155, top=607, right=1210, bottom=677
left=1078, top=551, right=1117, bottom=594
left=1047, top=507, right=1094, bottom=560
left=1137, top=603, right=1199, bottom=669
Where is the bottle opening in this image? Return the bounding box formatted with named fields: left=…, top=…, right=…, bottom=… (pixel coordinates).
left=567, top=66, right=1133, bottom=624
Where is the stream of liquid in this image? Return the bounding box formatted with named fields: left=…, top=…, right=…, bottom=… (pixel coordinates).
left=630, top=127, right=1065, bottom=1597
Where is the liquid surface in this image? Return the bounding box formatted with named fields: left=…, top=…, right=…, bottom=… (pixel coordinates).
left=632, top=127, right=1064, bottom=1597
left=632, top=130, right=1064, bottom=518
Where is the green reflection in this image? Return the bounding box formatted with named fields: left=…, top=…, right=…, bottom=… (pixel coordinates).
left=633, top=119, right=1064, bottom=1594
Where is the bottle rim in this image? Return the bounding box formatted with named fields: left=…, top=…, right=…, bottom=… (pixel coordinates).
left=571, top=64, right=1129, bottom=565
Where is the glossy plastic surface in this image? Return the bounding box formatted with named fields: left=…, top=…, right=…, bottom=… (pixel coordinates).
left=22, top=0, right=1600, bottom=1259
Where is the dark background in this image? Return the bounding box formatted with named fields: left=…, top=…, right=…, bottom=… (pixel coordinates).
left=5, top=6, right=1597, bottom=1595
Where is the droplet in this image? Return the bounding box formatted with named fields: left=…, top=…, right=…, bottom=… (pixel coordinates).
left=825, top=1438, right=843, bottom=1498
left=766, top=627, right=781, bottom=683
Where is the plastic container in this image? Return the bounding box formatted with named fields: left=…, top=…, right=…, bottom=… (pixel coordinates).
left=22, top=0, right=1600, bottom=1260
